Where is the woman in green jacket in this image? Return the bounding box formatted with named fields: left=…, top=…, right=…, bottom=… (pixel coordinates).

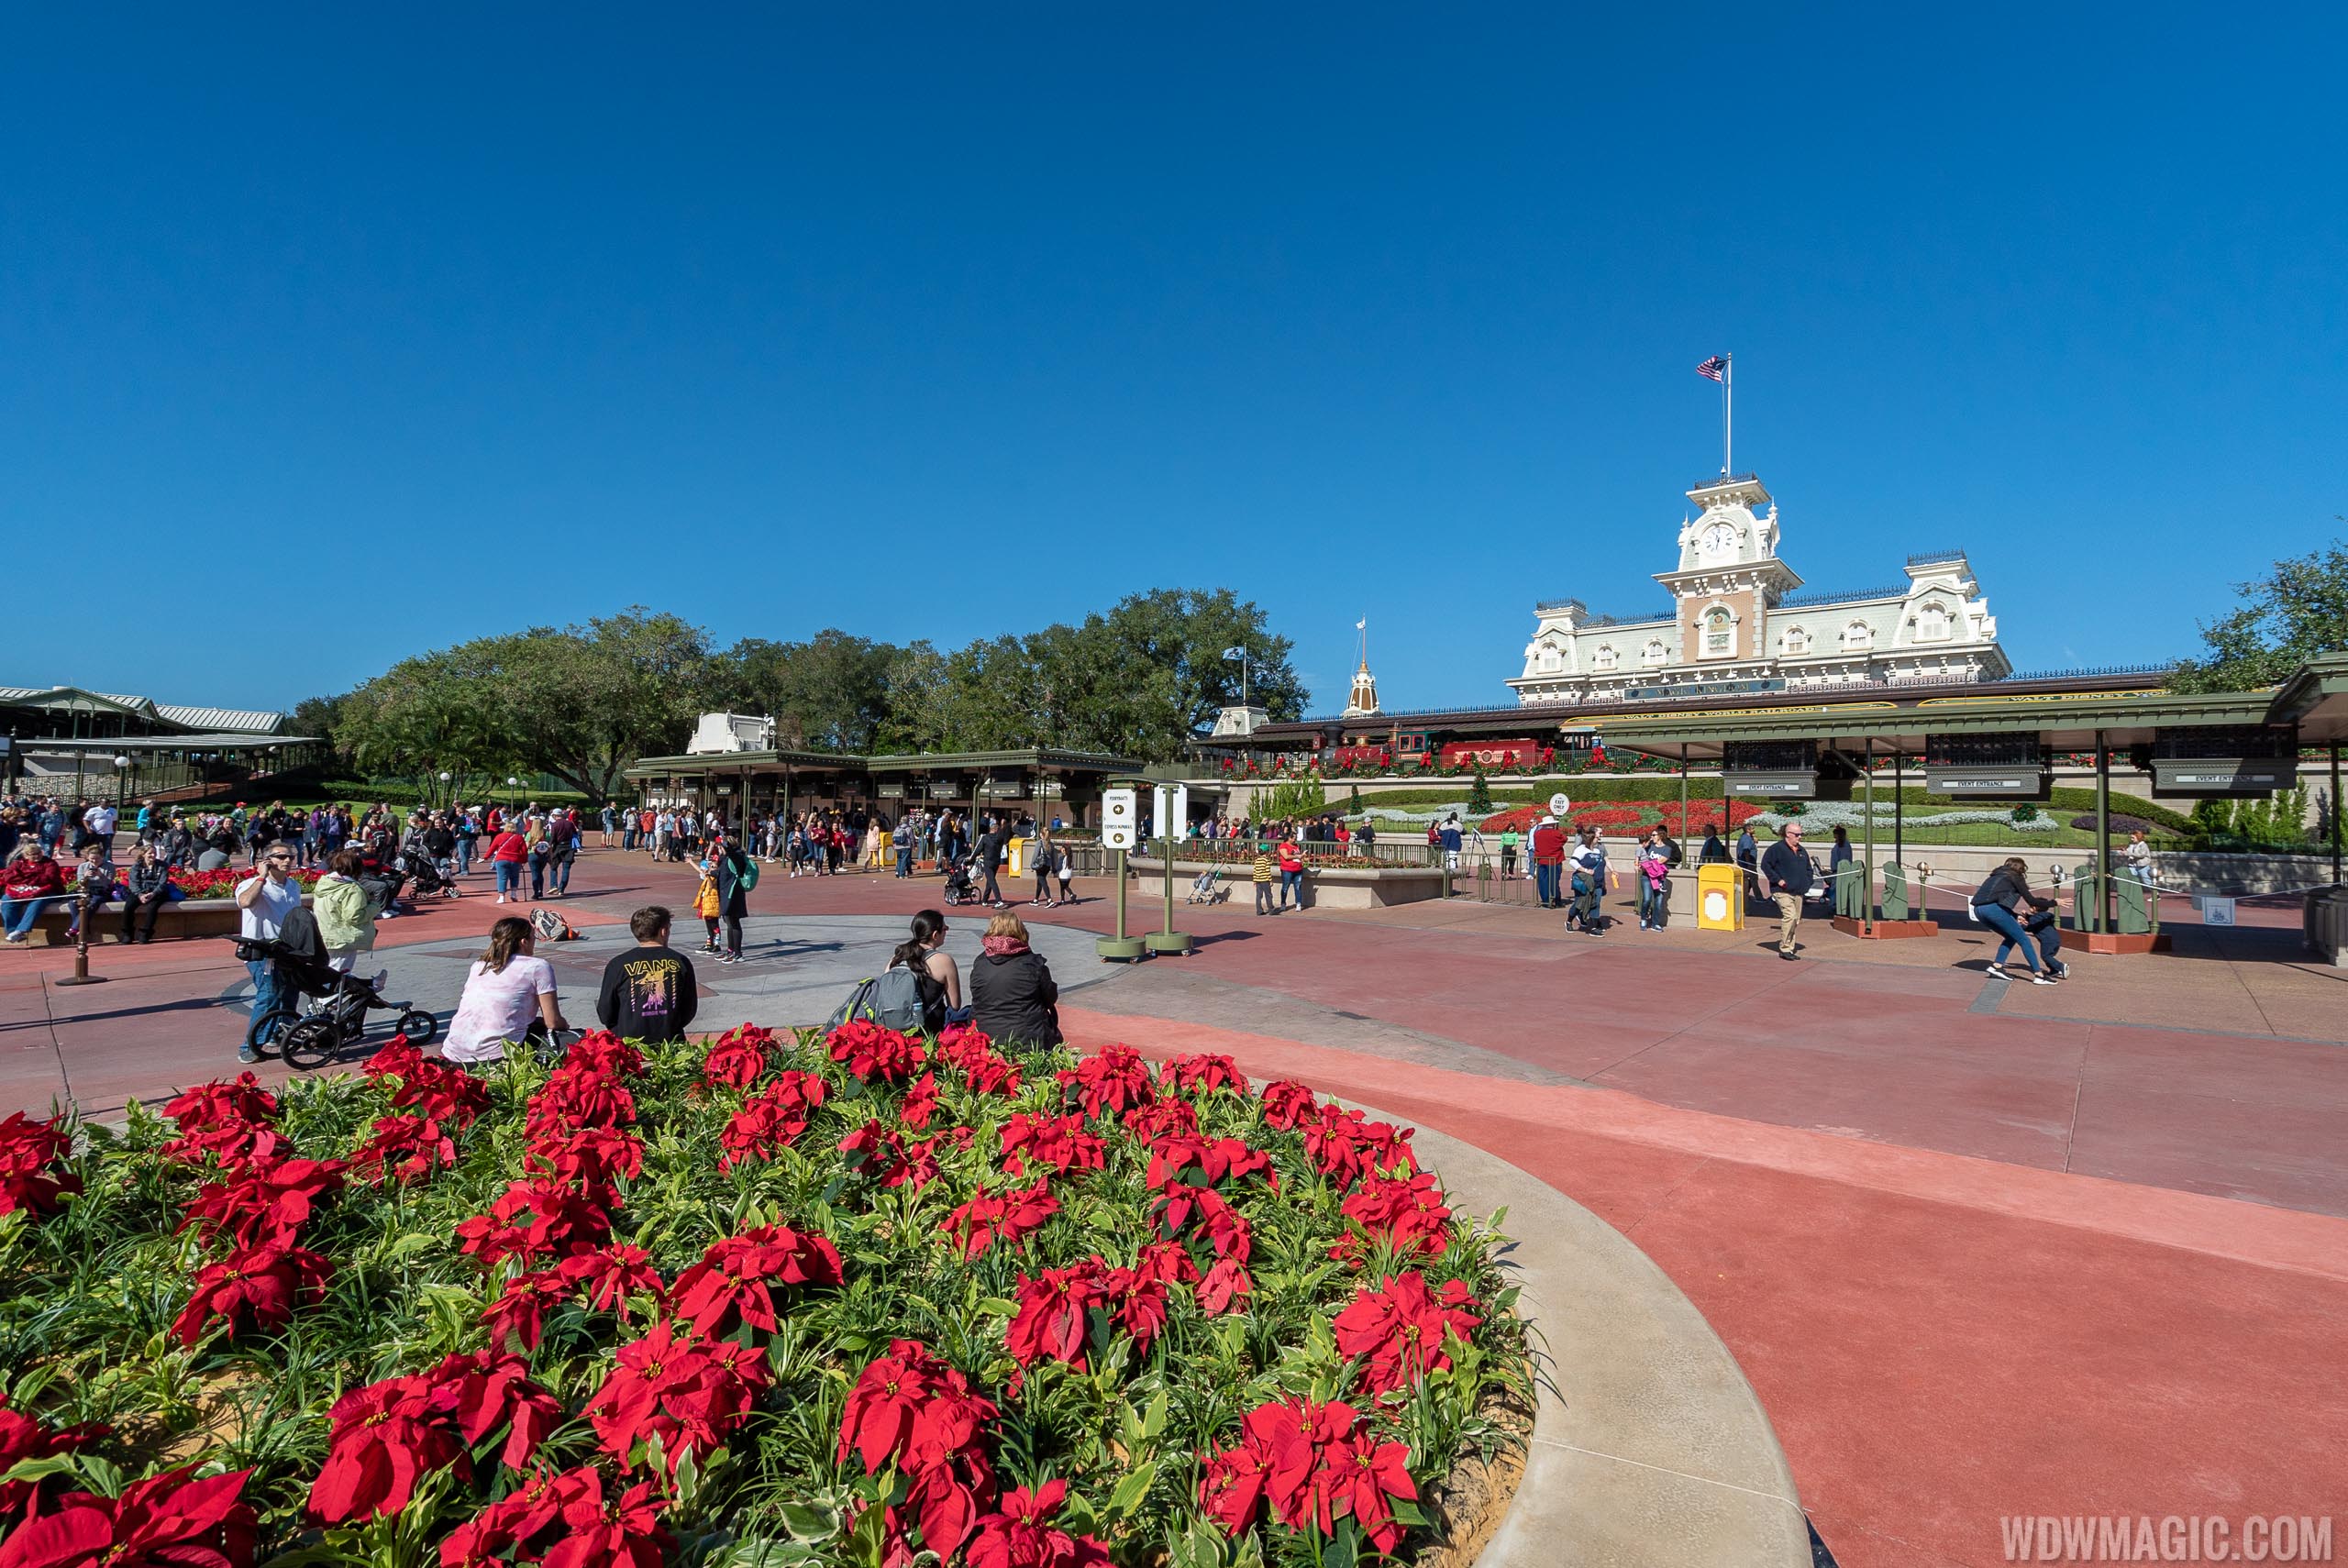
left=313, top=848, right=382, bottom=974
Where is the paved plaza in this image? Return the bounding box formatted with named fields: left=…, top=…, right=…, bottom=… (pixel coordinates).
left=4, top=847, right=2344, bottom=1567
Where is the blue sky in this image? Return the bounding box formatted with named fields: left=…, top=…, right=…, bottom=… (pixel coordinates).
left=4, top=5, right=2342, bottom=717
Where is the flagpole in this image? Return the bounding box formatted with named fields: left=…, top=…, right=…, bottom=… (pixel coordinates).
left=1723, top=354, right=1733, bottom=475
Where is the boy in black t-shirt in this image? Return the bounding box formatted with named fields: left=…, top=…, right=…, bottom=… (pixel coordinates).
left=595, top=905, right=699, bottom=1043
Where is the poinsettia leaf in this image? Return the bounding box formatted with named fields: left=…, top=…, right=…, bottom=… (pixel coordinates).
left=972, top=1297, right=1018, bottom=1317
left=1390, top=1496, right=1430, bottom=1528
left=777, top=1502, right=838, bottom=1540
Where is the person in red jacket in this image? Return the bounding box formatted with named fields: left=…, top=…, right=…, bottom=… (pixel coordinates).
left=2, top=845, right=69, bottom=944
left=1277, top=832, right=1305, bottom=911
left=487, top=822, right=530, bottom=904
left=1530, top=815, right=1567, bottom=910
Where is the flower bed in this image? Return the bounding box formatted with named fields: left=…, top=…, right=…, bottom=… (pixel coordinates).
left=166, top=867, right=324, bottom=900
left=0, top=1027, right=1528, bottom=1567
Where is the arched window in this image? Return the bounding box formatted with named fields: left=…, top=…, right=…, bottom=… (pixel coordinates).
left=1844, top=620, right=1873, bottom=649
left=1594, top=644, right=1619, bottom=671
left=1782, top=625, right=1810, bottom=657
left=1642, top=639, right=1667, bottom=666
left=1537, top=638, right=1563, bottom=673
left=1916, top=602, right=1951, bottom=641
left=1703, top=608, right=1733, bottom=657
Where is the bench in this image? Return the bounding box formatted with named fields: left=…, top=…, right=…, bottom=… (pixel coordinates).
left=15, top=894, right=314, bottom=947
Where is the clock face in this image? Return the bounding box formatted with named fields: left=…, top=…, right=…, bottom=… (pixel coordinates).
left=1700, top=521, right=1737, bottom=556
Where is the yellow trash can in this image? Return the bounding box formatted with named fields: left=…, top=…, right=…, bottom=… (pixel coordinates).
left=1006, top=837, right=1027, bottom=878
left=1696, top=863, right=1744, bottom=931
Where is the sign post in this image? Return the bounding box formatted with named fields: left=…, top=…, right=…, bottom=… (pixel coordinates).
left=1143, top=784, right=1193, bottom=956
left=1096, top=787, right=1146, bottom=961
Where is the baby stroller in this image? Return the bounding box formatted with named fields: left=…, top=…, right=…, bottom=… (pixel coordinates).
left=941, top=856, right=980, bottom=906
left=1185, top=868, right=1227, bottom=905
left=397, top=848, right=459, bottom=900
left=236, top=913, right=437, bottom=1071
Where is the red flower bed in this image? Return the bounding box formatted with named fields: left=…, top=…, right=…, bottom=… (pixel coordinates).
left=0, top=1029, right=1526, bottom=1567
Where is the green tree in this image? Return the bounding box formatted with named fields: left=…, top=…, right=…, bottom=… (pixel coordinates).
left=2169, top=536, right=2348, bottom=692
left=1253, top=776, right=1327, bottom=823
left=718, top=629, right=896, bottom=752
left=1467, top=762, right=1494, bottom=813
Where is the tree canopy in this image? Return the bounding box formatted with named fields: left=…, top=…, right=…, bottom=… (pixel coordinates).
left=2169, top=536, right=2348, bottom=693
left=313, top=589, right=1302, bottom=798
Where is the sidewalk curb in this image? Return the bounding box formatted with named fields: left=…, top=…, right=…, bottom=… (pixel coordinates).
left=1382, top=1116, right=1811, bottom=1568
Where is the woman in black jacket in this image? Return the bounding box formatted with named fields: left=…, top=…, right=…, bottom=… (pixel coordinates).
left=969, top=911, right=1060, bottom=1045
left=1971, top=857, right=2065, bottom=983
left=120, top=843, right=173, bottom=944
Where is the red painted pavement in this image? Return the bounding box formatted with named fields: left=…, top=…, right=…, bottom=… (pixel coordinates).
left=4, top=846, right=2343, bottom=1567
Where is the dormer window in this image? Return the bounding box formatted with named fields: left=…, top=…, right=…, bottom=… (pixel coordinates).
left=1593, top=644, right=1618, bottom=671
left=1782, top=625, right=1810, bottom=657
left=1916, top=602, right=1951, bottom=642
left=1844, top=620, right=1874, bottom=649
left=1703, top=608, right=1733, bottom=657
left=1537, top=638, right=1563, bottom=673
left=1642, top=639, right=1667, bottom=667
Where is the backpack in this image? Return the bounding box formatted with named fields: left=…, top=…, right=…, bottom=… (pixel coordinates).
left=825, top=967, right=927, bottom=1033
left=737, top=856, right=760, bottom=891
left=530, top=906, right=578, bottom=943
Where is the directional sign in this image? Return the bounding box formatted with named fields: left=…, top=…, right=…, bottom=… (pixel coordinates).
left=1102, top=787, right=1138, bottom=852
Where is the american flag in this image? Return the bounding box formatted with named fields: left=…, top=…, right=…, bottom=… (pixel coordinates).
left=1695, top=355, right=1728, bottom=381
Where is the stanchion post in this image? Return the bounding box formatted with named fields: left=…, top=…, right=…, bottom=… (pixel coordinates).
left=53, top=885, right=106, bottom=988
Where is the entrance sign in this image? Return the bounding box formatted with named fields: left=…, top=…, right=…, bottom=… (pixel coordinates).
left=1102, top=788, right=1138, bottom=852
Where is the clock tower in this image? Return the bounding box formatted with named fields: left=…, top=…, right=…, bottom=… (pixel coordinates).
left=1655, top=474, right=1801, bottom=667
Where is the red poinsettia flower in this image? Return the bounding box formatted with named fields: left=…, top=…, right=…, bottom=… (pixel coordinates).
left=539, top=1467, right=672, bottom=1568
left=841, top=1341, right=998, bottom=1474
left=1119, top=1098, right=1198, bottom=1143
left=1004, top=1263, right=1107, bottom=1373
left=943, top=1179, right=1059, bottom=1261
left=559, top=1243, right=666, bottom=1321
left=996, top=1113, right=1105, bottom=1179
left=437, top=1351, right=563, bottom=1470
left=0, top=1112, right=81, bottom=1219
left=171, top=1243, right=334, bottom=1350
left=526, top=1067, right=638, bottom=1139
left=0, top=1398, right=106, bottom=1524
left=307, top=1375, right=463, bottom=1525
left=1054, top=1045, right=1155, bottom=1120
left=716, top=1071, right=827, bottom=1172
left=1144, top=1135, right=1276, bottom=1194
left=437, top=1466, right=569, bottom=1568
left=564, top=1032, right=648, bottom=1077
left=837, top=1121, right=940, bottom=1190
left=1159, top=1054, right=1250, bottom=1098
left=1099, top=1266, right=1170, bottom=1356
left=1198, top=1256, right=1254, bottom=1316
left=1319, top=1425, right=1418, bottom=1552
left=0, top=1465, right=256, bottom=1568
left=825, top=1020, right=924, bottom=1085
left=699, top=1022, right=776, bottom=1090
left=362, top=1035, right=426, bottom=1082
left=669, top=1224, right=844, bottom=1336
left=523, top=1124, right=645, bottom=1189
left=1152, top=1183, right=1251, bottom=1262
left=1333, top=1273, right=1482, bottom=1393
left=965, top=1479, right=1111, bottom=1568
left=897, top=1070, right=941, bottom=1131
left=1302, top=1108, right=1417, bottom=1190
left=584, top=1320, right=769, bottom=1472
left=454, top=1179, right=615, bottom=1265
left=1337, top=1173, right=1452, bottom=1262
left=160, top=1077, right=283, bottom=1171
left=961, top=1052, right=1025, bottom=1098
left=480, top=1269, right=570, bottom=1352
left=178, top=1159, right=345, bottom=1249
left=1198, top=1438, right=1275, bottom=1538
left=1258, top=1080, right=1320, bottom=1131
left=349, top=1114, right=459, bottom=1185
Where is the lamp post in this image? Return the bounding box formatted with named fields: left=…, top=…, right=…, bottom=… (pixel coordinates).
left=507, top=777, right=520, bottom=816
left=438, top=771, right=452, bottom=811
left=112, top=755, right=129, bottom=808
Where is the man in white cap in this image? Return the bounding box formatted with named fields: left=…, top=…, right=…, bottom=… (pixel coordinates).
left=1530, top=813, right=1566, bottom=909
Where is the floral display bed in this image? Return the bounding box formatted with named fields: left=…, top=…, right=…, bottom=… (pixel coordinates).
left=0, top=1022, right=1530, bottom=1568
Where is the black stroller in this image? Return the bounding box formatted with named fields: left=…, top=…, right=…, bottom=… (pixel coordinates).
left=236, top=911, right=437, bottom=1071
left=396, top=846, right=459, bottom=900
left=941, top=855, right=980, bottom=906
